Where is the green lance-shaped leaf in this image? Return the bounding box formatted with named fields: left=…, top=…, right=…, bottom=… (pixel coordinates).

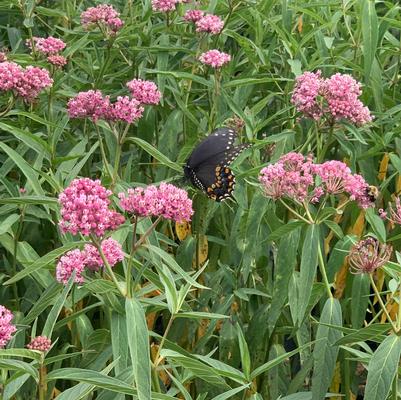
left=361, top=0, right=378, bottom=82
left=312, top=298, right=343, bottom=400
left=365, top=334, right=401, bottom=400
left=268, top=227, right=300, bottom=331
left=296, top=224, right=320, bottom=325
left=125, top=297, right=151, bottom=400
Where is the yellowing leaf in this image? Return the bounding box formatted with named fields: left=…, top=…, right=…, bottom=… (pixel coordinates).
left=175, top=221, right=191, bottom=241
left=193, top=234, right=208, bottom=267
left=378, top=153, right=389, bottom=181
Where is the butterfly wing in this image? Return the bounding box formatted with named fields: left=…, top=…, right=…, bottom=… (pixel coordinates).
left=189, top=144, right=251, bottom=201
left=186, top=127, right=237, bottom=168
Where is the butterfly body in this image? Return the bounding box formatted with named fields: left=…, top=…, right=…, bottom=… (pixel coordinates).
left=184, top=127, right=250, bottom=201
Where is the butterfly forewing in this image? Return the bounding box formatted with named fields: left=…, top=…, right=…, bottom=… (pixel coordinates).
left=186, top=127, right=237, bottom=168
left=184, top=127, right=250, bottom=201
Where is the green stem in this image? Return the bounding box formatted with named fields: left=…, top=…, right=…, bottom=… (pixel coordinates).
left=151, top=364, right=162, bottom=392
left=154, top=314, right=175, bottom=367
left=38, top=359, right=47, bottom=400
left=317, top=244, right=333, bottom=299
left=126, top=216, right=138, bottom=298
left=95, top=125, right=113, bottom=180
left=90, top=235, right=126, bottom=297
left=370, top=274, right=398, bottom=333
left=397, top=282, right=401, bottom=331
left=132, top=216, right=163, bottom=252
left=279, top=199, right=311, bottom=225
left=12, top=206, right=26, bottom=308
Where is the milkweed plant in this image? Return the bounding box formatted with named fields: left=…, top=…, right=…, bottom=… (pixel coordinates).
left=1, top=1, right=401, bottom=399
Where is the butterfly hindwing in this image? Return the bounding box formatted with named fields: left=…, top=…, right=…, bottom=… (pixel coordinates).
left=184, top=127, right=250, bottom=201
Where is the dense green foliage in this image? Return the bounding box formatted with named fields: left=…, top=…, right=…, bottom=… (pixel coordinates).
left=2, top=0, right=401, bottom=399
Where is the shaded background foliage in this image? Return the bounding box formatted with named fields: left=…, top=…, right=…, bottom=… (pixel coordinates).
left=1, top=0, right=401, bottom=399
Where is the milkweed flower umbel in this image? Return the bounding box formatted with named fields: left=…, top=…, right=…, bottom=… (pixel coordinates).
left=0, top=305, right=16, bottom=349
left=195, top=14, right=224, bottom=34
left=119, top=183, right=193, bottom=223
left=81, top=4, right=124, bottom=34
left=15, top=66, right=53, bottom=101
left=0, top=62, right=52, bottom=101
left=0, top=61, right=23, bottom=91
left=56, top=249, right=86, bottom=284
left=126, top=79, right=161, bottom=105
left=106, top=96, right=144, bottom=124
left=291, top=70, right=323, bottom=120
left=67, top=90, right=110, bottom=122
left=47, top=55, right=67, bottom=68
left=27, top=336, right=52, bottom=352
left=58, top=178, right=125, bottom=237
left=348, top=237, right=392, bottom=274
left=184, top=9, right=204, bottom=22
left=323, top=73, right=372, bottom=125
left=259, top=153, right=374, bottom=208
left=83, top=238, right=124, bottom=270
left=199, top=50, right=231, bottom=68
left=28, top=37, right=66, bottom=55
left=151, top=0, right=178, bottom=12
left=291, top=71, right=372, bottom=126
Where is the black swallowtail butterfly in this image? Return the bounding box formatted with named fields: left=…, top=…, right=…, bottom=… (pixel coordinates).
left=183, top=127, right=250, bottom=201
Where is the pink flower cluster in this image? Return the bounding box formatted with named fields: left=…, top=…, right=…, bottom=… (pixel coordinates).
left=67, top=90, right=144, bottom=124
left=151, top=0, right=179, bottom=12
left=56, top=238, right=124, bottom=284
left=126, top=79, right=161, bottom=105
left=199, top=49, right=231, bottom=68
left=81, top=4, right=123, bottom=34
left=119, top=183, right=193, bottom=223
left=47, top=55, right=67, bottom=68
left=184, top=9, right=204, bottom=22
left=259, top=152, right=374, bottom=208
left=29, top=37, right=66, bottom=55
left=27, top=336, right=52, bottom=352
left=291, top=71, right=372, bottom=125
left=56, top=249, right=86, bottom=284
left=0, top=305, right=16, bottom=349
left=0, top=61, right=53, bottom=101
left=27, top=37, right=67, bottom=68
left=84, top=238, right=124, bottom=271
left=58, top=178, right=124, bottom=237
left=195, top=14, right=224, bottom=34
left=107, top=96, right=144, bottom=124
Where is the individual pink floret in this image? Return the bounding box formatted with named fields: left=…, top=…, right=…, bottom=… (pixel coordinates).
left=195, top=14, right=224, bottom=34
left=0, top=305, right=16, bottom=349
left=56, top=249, right=86, bottom=284
left=126, top=79, right=161, bottom=105
left=58, top=178, right=125, bottom=237
left=199, top=50, right=231, bottom=68
left=27, top=336, right=52, bottom=352
left=83, top=238, right=124, bottom=270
